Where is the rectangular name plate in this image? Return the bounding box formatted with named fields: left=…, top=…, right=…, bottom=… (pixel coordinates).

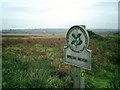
left=64, top=46, right=92, bottom=70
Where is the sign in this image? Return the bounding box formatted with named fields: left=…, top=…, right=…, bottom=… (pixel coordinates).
left=80, top=70, right=86, bottom=78
left=64, top=25, right=92, bottom=70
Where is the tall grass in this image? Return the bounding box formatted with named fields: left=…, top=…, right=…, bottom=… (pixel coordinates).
left=2, top=35, right=120, bottom=88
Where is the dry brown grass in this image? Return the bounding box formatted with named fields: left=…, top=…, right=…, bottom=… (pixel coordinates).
left=2, top=35, right=66, bottom=48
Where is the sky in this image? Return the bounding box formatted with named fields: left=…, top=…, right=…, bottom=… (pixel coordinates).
left=0, top=0, right=119, bottom=29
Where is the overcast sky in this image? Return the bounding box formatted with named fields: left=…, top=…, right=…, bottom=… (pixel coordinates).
left=1, top=0, right=119, bottom=29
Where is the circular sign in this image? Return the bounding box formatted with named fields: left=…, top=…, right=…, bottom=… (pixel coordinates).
left=66, top=25, right=89, bottom=53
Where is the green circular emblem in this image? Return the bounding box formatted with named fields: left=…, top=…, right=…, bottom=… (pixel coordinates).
left=80, top=70, right=86, bottom=78
left=66, top=25, right=89, bottom=53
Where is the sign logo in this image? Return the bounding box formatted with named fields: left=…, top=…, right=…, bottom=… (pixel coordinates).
left=71, top=33, right=82, bottom=47
left=64, top=25, right=92, bottom=70
left=66, top=26, right=89, bottom=53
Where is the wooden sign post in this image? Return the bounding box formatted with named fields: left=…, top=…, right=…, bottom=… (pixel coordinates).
left=64, top=25, right=92, bottom=89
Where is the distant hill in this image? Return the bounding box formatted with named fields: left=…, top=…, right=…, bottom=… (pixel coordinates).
left=91, top=29, right=118, bottom=34
left=2, top=28, right=118, bottom=35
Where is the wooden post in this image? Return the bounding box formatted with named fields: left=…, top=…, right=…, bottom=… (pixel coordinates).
left=80, top=68, right=85, bottom=89
left=74, top=67, right=80, bottom=88
left=74, top=67, right=85, bottom=89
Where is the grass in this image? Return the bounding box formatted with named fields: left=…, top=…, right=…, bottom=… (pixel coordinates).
left=2, top=34, right=120, bottom=88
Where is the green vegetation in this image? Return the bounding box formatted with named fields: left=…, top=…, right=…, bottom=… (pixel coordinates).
left=2, top=34, right=120, bottom=88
